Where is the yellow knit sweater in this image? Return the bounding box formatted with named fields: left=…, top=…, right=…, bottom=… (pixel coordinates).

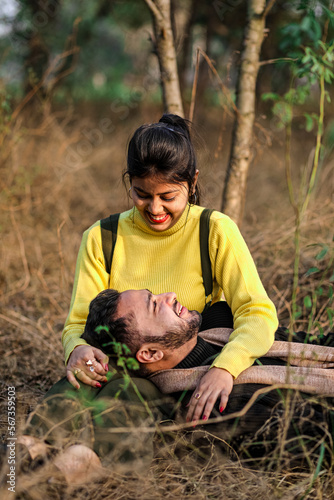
left=62, top=204, right=278, bottom=378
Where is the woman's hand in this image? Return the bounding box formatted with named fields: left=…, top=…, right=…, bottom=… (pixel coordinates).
left=66, top=345, right=109, bottom=389
left=186, top=367, right=233, bottom=424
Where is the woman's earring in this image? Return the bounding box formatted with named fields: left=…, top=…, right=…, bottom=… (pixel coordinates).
left=191, top=192, right=197, bottom=205
left=128, top=186, right=133, bottom=199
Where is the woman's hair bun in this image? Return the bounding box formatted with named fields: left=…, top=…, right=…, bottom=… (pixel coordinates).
left=158, top=113, right=191, bottom=139
left=125, top=112, right=200, bottom=205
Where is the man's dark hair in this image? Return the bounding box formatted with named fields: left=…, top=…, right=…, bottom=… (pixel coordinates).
left=82, top=288, right=201, bottom=370
left=82, top=289, right=141, bottom=355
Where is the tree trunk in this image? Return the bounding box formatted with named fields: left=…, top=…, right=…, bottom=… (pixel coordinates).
left=144, top=0, right=184, bottom=117
left=196, top=5, right=216, bottom=110
left=21, top=0, right=61, bottom=96
left=221, top=0, right=271, bottom=225
left=179, top=0, right=200, bottom=94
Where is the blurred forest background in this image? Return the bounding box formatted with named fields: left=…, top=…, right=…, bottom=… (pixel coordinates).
left=1, top=0, right=334, bottom=498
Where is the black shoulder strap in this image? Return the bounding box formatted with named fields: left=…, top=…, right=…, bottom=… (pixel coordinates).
left=200, top=208, right=214, bottom=312
left=100, top=213, right=120, bottom=274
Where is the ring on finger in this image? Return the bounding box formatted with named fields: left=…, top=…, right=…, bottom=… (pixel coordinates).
left=194, top=393, right=201, bottom=400
left=89, top=366, right=95, bottom=373
left=86, top=359, right=94, bottom=366
left=74, top=368, right=82, bottom=376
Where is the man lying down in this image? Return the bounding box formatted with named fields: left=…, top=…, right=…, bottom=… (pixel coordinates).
left=19, top=289, right=334, bottom=482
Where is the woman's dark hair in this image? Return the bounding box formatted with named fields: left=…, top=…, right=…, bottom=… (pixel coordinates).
left=124, top=113, right=200, bottom=204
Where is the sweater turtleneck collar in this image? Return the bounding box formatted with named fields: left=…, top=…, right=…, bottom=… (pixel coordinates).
left=174, top=336, right=221, bottom=369
left=132, top=204, right=192, bottom=236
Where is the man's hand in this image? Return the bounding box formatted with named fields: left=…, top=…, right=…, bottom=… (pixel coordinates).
left=186, top=367, right=233, bottom=424
left=66, top=345, right=109, bottom=389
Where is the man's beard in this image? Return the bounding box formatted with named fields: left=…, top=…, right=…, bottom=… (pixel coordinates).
left=142, top=310, right=202, bottom=349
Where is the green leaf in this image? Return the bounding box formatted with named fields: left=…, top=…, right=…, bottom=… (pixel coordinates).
left=102, top=340, right=115, bottom=349
left=95, top=325, right=109, bottom=334
left=122, top=344, right=132, bottom=355
left=93, top=400, right=109, bottom=413
left=324, top=68, right=334, bottom=84
left=304, top=113, right=314, bottom=132
left=300, top=15, right=312, bottom=32
left=301, top=52, right=312, bottom=65
left=272, top=101, right=293, bottom=127
left=305, top=267, right=320, bottom=276
left=329, top=285, right=333, bottom=301
left=326, top=308, right=334, bottom=328
left=106, top=370, right=116, bottom=381
left=113, top=343, right=122, bottom=355
left=293, top=310, right=302, bottom=320
left=314, top=322, right=324, bottom=336
left=329, top=272, right=334, bottom=282
left=261, top=92, right=280, bottom=102
left=304, top=295, right=312, bottom=309
left=121, top=378, right=130, bottom=391
left=315, top=246, right=328, bottom=260
left=126, top=358, right=139, bottom=370
left=94, top=415, right=104, bottom=427
left=323, top=7, right=334, bottom=26
left=117, top=358, right=126, bottom=368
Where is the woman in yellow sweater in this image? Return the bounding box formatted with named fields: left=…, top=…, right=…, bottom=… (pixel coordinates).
left=63, top=113, right=278, bottom=422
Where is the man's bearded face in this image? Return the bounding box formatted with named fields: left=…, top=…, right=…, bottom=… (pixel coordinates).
left=117, top=290, right=201, bottom=349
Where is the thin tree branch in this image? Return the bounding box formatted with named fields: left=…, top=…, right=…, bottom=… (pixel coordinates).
left=189, top=48, right=200, bottom=122
left=263, top=0, right=276, bottom=17
left=143, top=0, right=164, bottom=23
left=197, top=47, right=238, bottom=114
left=259, top=57, right=297, bottom=66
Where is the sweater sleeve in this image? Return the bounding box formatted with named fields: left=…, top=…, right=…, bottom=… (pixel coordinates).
left=210, top=215, right=278, bottom=378
left=61, top=222, right=110, bottom=364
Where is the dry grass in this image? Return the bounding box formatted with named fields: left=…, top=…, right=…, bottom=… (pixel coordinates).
left=0, top=101, right=333, bottom=499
